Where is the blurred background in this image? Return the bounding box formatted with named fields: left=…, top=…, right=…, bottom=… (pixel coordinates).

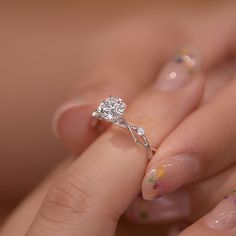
left=0, top=1, right=235, bottom=235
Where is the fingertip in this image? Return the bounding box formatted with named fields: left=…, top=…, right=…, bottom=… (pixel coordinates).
left=52, top=100, right=99, bottom=154
left=52, top=99, right=89, bottom=138
left=142, top=154, right=200, bottom=201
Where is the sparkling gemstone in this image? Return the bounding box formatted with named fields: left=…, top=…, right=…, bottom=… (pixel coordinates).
left=93, top=96, right=126, bottom=122
left=137, top=127, right=145, bottom=136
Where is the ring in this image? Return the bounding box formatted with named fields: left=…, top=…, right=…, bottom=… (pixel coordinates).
left=92, top=96, right=156, bottom=159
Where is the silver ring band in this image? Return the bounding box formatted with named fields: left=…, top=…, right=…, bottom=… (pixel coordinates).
left=92, top=96, right=155, bottom=159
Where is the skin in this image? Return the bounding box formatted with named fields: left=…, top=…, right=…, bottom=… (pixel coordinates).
left=1, top=61, right=236, bottom=236
left=1, top=0, right=234, bottom=235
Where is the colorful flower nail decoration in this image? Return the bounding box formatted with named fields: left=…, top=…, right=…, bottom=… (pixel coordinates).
left=175, top=48, right=197, bottom=74
left=148, top=167, right=166, bottom=193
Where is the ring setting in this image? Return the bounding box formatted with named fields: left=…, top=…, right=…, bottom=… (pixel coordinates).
left=92, top=96, right=155, bottom=159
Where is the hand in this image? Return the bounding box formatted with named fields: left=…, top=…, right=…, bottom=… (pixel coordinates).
left=2, top=59, right=236, bottom=236
left=2, top=3, right=236, bottom=236
left=0, top=60, right=204, bottom=235
left=52, top=2, right=236, bottom=231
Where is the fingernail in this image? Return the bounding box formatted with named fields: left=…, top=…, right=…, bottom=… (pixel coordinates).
left=155, top=48, right=199, bottom=91
left=168, top=222, right=190, bottom=236
left=126, top=190, right=190, bottom=223
left=52, top=98, right=102, bottom=153
left=204, top=190, right=236, bottom=231
left=52, top=99, right=90, bottom=138
left=142, top=155, right=200, bottom=200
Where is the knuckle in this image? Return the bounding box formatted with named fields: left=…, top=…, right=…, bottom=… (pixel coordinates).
left=39, top=173, right=96, bottom=226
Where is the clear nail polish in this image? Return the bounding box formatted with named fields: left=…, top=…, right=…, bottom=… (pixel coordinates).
left=142, top=155, right=200, bottom=200
left=204, top=191, right=236, bottom=231
left=155, top=48, right=199, bottom=91
left=126, top=190, right=190, bottom=223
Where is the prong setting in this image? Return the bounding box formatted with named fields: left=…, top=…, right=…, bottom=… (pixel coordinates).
left=93, top=96, right=127, bottom=123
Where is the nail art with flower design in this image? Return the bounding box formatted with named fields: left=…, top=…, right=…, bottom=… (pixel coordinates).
left=142, top=155, right=200, bottom=200
left=148, top=167, right=166, bottom=191
left=175, top=48, right=198, bottom=75
left=155, top=47, right=200, bottom=92
left=143, top=166, right=167, bottom=199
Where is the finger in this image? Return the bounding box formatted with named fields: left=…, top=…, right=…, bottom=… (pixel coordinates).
left=129, top=160, right=236, bottom=225
left=27, top=54, right=203, bottom=235
left=186, top=164, right=236, bottom=222
left=125, top=61, right=236, bottom=224
left=126, top=61, right=235, bottom=224
left=52, top=19, right=174, bottom=154
left=123, top=58, right=236, bottom=224
left=180, top=191, right=236, bottom=236
left=0, top=157, right=74, bottom=236
left=142, top=71, right=236, bottom=200
left=125, top=190, right=191, bottom=224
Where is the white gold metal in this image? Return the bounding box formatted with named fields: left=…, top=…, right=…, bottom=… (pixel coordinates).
left=92, top=96, right=155, bottom=159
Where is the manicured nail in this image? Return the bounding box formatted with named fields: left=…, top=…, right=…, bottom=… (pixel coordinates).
left=155, top=48, right=199, bottom=91
left=126, top=190, right=190, bottom=223
left=142, top=155, right=200, bottom=200
left=52, top=99, right=90, bottom=138
left=204, top=190, right=236, bottom=231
